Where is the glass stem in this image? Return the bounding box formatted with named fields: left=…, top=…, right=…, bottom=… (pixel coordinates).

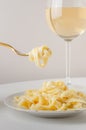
left=65, top=40, right=71, bottom=86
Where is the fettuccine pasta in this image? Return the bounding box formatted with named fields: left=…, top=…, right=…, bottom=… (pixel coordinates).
left=14, top=81, right=86, bottom=111
left=28, top=45, right=52, bottom=68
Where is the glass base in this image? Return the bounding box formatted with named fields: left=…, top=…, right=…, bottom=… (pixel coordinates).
left=65, top=77, right=71, bottom=87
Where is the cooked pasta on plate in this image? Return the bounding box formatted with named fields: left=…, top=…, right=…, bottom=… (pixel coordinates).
left=14, top=81, right=86, bottom=111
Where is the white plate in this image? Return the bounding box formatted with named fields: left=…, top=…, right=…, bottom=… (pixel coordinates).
left=4, top=91, right=86, bottom=118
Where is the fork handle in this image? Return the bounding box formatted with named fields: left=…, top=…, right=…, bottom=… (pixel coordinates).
left=0, top=42, right=28, bottom=56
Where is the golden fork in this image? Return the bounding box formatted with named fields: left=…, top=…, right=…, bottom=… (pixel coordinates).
left=0, top=42, right=29, bottom=56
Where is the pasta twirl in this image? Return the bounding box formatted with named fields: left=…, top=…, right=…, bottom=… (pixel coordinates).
left=14, top=81, right=86, bottom=111
left=28, top=45, right=52, bottom=68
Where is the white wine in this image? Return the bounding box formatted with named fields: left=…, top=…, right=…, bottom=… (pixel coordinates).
left=46, top=7, right=86, bottom=40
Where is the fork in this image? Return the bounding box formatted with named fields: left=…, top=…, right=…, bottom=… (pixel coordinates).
left=0, top=42, right=29, bottom=56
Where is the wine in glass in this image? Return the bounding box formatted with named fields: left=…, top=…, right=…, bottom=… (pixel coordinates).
left=46, top=0, right=86, bottom=86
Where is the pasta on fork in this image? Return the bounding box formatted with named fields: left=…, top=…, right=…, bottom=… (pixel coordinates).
left=28, top=45, right=52, bottom=68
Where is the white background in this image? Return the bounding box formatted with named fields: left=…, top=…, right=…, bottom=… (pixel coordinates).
left=0, top=0, right=86, bottom=84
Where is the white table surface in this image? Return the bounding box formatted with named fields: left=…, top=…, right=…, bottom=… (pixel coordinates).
left=0, top=78, right=86, bottom=130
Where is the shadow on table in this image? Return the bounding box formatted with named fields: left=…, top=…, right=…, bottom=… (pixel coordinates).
left=6, top=108, right=86, bottom=125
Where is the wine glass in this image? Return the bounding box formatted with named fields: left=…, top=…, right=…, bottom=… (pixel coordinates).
left=46, top=0, right=86, bottom=86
